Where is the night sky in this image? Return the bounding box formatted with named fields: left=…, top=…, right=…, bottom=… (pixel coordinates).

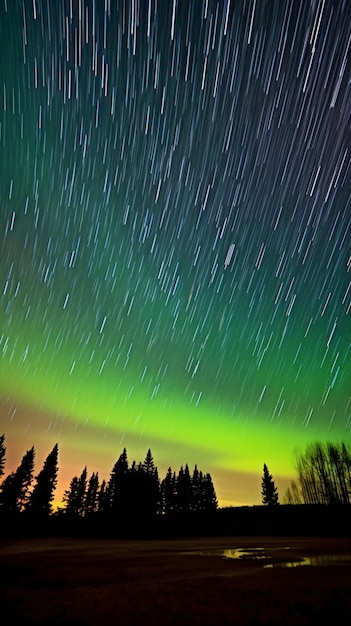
left=1, top=0, right=350, bottom=507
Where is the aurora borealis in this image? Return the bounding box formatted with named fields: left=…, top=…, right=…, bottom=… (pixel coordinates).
left=0, top=0, right=350, bottom=507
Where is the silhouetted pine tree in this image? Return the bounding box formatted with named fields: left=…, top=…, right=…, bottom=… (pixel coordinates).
left=0, top=446, right=35, bottom=514
left=26, top=444, right=58, bottom=516
left=62, top=467, right=87, bottom=516
left=261, top=463, right=279, bottom=506
left=198, top=470, right=205, bottom=510
left=84, top=472, right=99, bottom=515
left=140, top=449, right=160, bottom=517
left=76, top=467, right=87, bottom=515
left=97, top=479, right=108, bottom=513
left=192, top=465, right=201, bottom=512
left=108, top=448, right=129, bottom=514
left=202, top=473, right=218, bottom=511
left=126, top=460, right=139, bottom=519
left=143, top=448, right=155, bottom=475
left=161, top=467, right=177, bottom=514
left=176, top=464, right=192, bottom=512
left=62, top=476, right=79, bottom=514
left=0, top=434, right=6, bottom=479
left=153, top=467, right=162, bottom=515
left=161, top=465, right=217, bottom=514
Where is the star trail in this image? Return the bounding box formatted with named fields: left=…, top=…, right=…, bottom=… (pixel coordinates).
left=1, top=0, right=350, bottom=506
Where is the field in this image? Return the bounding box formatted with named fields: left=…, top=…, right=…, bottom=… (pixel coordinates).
left=1, top=536, right=351, bottom=625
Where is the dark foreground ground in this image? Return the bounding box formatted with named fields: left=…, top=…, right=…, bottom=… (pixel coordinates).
left=1, top=536, right=351, bottom=625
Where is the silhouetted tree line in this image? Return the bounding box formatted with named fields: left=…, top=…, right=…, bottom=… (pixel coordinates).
left=284, top=441, right=351, bottom=505
left=60, top=447, right=218, bottom=519
left=0, top=436, right=217, bottom=526
left=0, top=438, right=58, bottom=517
left=1, top=434, right=350, bottom=538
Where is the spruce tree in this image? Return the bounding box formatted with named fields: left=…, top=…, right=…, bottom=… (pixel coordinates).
left=192, top=465, right=201, bottom=512
left=161, top=467, right=176, bottom=515
left=202, top=473, right=218, bottom=511
left=84, top=472, right=99, bottom=515
left=130, top=452, right=160, bottom=519
left=108, top=448, right=129, bottom=514
left=76, top=467, right=87, bottom=515
left=26, top=444, right=58, bottom=516
left=62, top=476, right=79, bottom=514
left=0, top=446, right=35, bottom=513
left=143, top=449, right=159, bottom=514
left=176, top=465, right=192, bottom=512
left=143, top=448, right=155, bottom=475
left=62, top=467, right=87, bottom=516
left=0, top=434, right=6, bottom=479
left=97, top=479, right=108, bottom=513
left=261, top=463, right=279, bottom=506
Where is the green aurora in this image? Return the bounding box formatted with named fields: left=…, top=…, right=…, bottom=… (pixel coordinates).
left=1, top=0, right=350, bottom=506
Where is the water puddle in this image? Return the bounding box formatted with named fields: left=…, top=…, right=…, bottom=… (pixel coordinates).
left=183, top=547, right=351, bottom=568
left=223, top=547, right=271, bottom=560
left=263, top=554, right=351, bottom=568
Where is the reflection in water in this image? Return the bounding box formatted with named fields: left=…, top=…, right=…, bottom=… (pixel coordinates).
left=222, top=547, right=351, bottom=568
left=264, top=554, right=351, bottom=568
left=185, top=547, right=351, bottom=568
left=223, top=548, right=267, bottom=560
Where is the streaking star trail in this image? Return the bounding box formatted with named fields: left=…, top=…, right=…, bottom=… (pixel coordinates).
left=0, top=0, right=350, bottom=506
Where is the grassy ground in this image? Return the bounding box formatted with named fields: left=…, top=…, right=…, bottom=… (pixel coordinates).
left=1, top=536, right=351, bottom=625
